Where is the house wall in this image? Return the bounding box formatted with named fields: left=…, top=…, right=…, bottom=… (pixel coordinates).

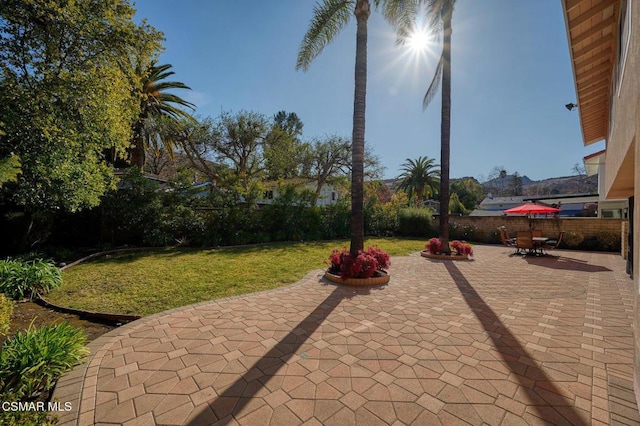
left=607, top=0, right=640, bottom=411
left=605, top=0, right=638, bottom=199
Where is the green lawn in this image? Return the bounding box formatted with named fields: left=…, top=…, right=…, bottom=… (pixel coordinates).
left=48, top=238, right=425, bottom=316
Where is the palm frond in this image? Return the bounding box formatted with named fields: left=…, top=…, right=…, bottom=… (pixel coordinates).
left=425, top=0, right=456, bottom=34
left=296, top=0, right=354, bottom=71
left=423, top=52, right=443, bottom=109
left=378, top=0, right=420, bottom=45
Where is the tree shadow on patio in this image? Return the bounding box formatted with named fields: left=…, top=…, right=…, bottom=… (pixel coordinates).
left=523, top=255, right=612, bottom=272
left=444, top=262, right=589, bottom=425
left=188, top=280, right=383, bottom=425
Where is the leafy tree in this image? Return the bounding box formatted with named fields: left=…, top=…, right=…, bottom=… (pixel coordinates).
left=0, top=0, right=161, bottom=214
left=422, top=0, right=457, bottom=254
left=297, top=0, right=419, bottom=255
left=449, top=192, right=467, bottom=215
left=214, top=111, right=268, bottom=198
left=450, top=178, right=482, bottom=212
left=304, top=135, right=351, bottom=206
left=179, top=111, right=269, bottom=203
left=0, top=154, right=20, bottom=188
left=263, top=111, right=306, bottom=180
left=511, top=171, right=523, bottom=196
left=395, top=156, right=440, bottom=206
left=128, top=61, right=196, bottom=169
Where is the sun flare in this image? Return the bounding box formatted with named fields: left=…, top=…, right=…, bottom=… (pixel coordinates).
left=407, top=28, right=431, bottom=53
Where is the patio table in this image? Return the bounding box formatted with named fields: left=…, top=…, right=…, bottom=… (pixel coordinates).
left=532, top=237, right=548, bottom=255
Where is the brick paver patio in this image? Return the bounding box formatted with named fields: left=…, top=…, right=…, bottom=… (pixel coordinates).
left=52, top=245, right=640, bottom=425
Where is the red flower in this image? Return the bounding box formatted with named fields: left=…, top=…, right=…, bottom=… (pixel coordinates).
left=426, top=238, right=442, bottom=254
left=327, top=245, right=391, bottom=279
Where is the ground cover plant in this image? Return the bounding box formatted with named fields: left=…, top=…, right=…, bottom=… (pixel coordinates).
left=48, top=238, right=423, bottom=316
left=0, top=323, right=88, bottom=399
left=0, top=258, right=62, bottom=300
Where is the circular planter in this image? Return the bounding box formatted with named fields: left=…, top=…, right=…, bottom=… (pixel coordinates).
left=420, top=250, right=471, bottom=261
left=324, top=270, right=390, bottom=286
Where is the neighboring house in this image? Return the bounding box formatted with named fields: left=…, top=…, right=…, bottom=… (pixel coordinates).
left=191, top=179, right=342, bottom=207
left=470, top=196, right=526, bottom=217
left=259, top=179, right=341, bottom=207
left=583, top=150, right=630, bottom=218
left=471, top=192, right=621, bottom=218
left=561, top=0, right=639, bottom=407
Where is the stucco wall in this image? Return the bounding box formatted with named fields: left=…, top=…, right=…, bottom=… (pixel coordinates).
left=605, top=1, right=639, bottom=199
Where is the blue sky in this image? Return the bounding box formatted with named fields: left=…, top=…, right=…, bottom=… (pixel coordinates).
left=133, top=0, right=604, bottom=182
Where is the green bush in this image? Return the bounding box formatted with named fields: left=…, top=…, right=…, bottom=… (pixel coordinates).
left=398, top=208, right=434, bottom=237
left=0, top=259, right=62, bottom=300
left=449, top=221, right=477, bottom=241
left=0, top=294, right=13, bottom=337
left=365, top=199, right=399, bottom=237
left=0, top=402, right=57, bottom=426
left=596, top=231, right=620, bottom=251
left=563, top=231, right=584, bottom=247
left=0, top=323, right=88, bottom=399
left=321, top=201, right=351, bottom=239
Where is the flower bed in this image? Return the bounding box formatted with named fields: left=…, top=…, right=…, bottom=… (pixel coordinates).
left=325, top=245, right=391, bottom=285
left=421, top=238, right=473, bottom=260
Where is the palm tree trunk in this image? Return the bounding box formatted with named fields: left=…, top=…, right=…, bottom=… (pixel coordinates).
left=439, top=5, right=453, bottom=254
left=130, top=118, right=145, bottom=172
left=350, top=0, right=370, bottom=256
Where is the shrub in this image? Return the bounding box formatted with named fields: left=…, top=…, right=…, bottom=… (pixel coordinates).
left=0, top=259, right=62, bottom=300
left=0, top=294, right=13, bottom=337
left=563, top=231, right=584, bottom=247
left=327, top=246, right=391, bottom=279
left=0, top=402, right=57, bottom=426
left=449, top=222, right=477, bottom=241
left=398, top=208, right=434, bottom=237
left=426, top=238, right=473, bottom=257
left=596, top=231, right=620, bottom=251
left=321, top=201, right=351, bottom=239
left=451, top=240, right=473, bottom=257
left=0, top=323, right=89, bottom=399
left=426, top=237, right=442, bottom=254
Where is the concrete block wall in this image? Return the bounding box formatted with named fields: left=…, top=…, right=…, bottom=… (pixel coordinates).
left=438, top=216, right=626, bottom=249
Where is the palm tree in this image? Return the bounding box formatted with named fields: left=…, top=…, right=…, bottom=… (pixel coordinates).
left=396, top=156, right=440, bottom=205
left=130, top=61, right=195, bottom=170
left=422, top=0, right=456, bottom=254
left=297, top=0, right=418, bottom=255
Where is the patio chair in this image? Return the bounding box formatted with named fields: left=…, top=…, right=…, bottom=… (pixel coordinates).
left=499, top=229, right=516, bottom=247
left=544, top=231, right=565, bottom=251
left=516, top=231, right=534, bottom=255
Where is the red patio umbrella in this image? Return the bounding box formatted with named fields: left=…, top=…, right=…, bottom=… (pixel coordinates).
left=503, top=203, right=561, bottom=215
left=503, top=203, right=560, bottom=229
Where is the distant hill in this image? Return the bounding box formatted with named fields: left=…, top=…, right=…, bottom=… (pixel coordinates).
left=480, top=174, right=597, bottom=197
left=383, top=174, right=598, bottom=198
left=521, top=175, right=597, bottom=196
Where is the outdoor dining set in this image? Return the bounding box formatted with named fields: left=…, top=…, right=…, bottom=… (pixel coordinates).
left=499, top=202, right=564, bottom=256
left=499, top=228, right=565, bottom=256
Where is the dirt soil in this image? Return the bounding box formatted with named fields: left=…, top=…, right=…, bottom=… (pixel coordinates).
left=4, top=301, right=117, bottom=344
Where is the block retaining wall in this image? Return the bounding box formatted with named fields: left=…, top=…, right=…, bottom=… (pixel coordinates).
left=435, top=216, right=626, bottom=254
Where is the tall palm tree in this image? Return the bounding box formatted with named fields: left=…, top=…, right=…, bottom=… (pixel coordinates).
left=297, top=0, right=418, bottom=255
left=396, top=156, right=440, bottom=205
left=130, top=61, right=195, bottom=170
left=422, top=0, right=456, bottom=254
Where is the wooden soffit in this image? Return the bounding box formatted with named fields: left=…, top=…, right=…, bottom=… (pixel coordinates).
left=562, top=0, right=621, bottom=146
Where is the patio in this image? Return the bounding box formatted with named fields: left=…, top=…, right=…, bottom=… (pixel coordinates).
left=52, top=245, right=639, bottom=425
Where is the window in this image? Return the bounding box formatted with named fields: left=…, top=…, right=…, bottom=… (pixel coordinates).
left=615, top=0, right=632, bottom=96
left=331, top=191, right=336, bottom=201
left=263, top=190, right=273, bottom=200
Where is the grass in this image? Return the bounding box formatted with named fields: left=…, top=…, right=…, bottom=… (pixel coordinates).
left=47, top=238, right=425, bottom=316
